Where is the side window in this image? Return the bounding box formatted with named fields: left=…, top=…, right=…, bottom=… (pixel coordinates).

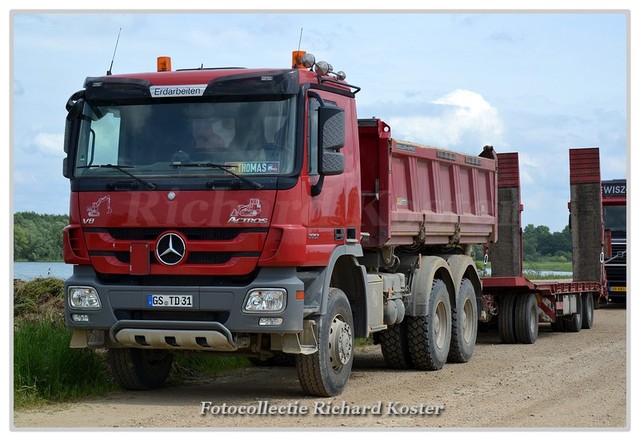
left=90, top=111, right=121, bottom=165
left=308, top=98, right=320, bottom=175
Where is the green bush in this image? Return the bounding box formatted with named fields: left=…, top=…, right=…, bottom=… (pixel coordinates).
left=13, top=277, right=65, bottom=323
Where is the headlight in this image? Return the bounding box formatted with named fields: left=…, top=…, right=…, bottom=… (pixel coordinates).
left=68, top=286, right=102, bottom=309
left=243, top=289, right=286, bottom=313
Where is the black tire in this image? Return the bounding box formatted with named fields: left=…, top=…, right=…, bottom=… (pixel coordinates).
left=564, top=294, right=583, bottom=333
left=296, top=288, right=354, bottom=397
left=514, top=293, right=539, bottom=344
left=582, top=292, right=595, bottom=329
left=379, top=321, right=413, bottom=369
left=498, top=294, right=517, bottom=344
left=107, top=348, right=174, bottom=390
left=448, top=278, right=478, bottom=363
left=407, top=279, right=451, bottom=370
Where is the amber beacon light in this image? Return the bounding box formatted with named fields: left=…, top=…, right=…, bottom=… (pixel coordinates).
left=157, top=56, right=172, bottom=72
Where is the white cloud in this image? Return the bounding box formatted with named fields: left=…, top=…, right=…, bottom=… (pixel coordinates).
left=387, top=89, right=504, bottom=151
left=32, top=132, right=64, bottom=157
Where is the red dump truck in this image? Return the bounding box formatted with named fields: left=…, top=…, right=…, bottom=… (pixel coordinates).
left=62, top=51, right=498, bottom=396
left=480, top=149, right=605, bottom=343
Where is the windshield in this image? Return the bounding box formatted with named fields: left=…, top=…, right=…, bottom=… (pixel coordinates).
left=604, top=205, right=626, bottom=232
left=73, top=96, right=297, bottom=178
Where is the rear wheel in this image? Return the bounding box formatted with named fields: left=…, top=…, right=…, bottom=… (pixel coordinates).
left=448, top=278, right=477, bottom=362
left=379, top=321, right=412, bottom=369
left=581, top=292, right=595, bottom=329
left=107, top=348, right=174, bottom=390
left=407, top=279, right=451, bottom=370
left=498, top=294, right=517, bottom=344
left=514, top=293, right=539, bottom=344
left=296, top=288, right=354, bottom=397
left=564, top=294, right=583, bottom=333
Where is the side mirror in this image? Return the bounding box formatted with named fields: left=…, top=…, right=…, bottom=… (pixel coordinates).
left=66, top=98, right=85, bottom=122
left=66, top=90, right=85, bottom=120
left=317, top=106, right=345, bottom=176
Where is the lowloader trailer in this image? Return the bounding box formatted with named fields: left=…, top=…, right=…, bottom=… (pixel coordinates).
left=480, top=148, right=606, bottom=343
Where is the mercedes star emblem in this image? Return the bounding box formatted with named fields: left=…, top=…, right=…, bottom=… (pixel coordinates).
left=155, top=232, right=186, bottom=266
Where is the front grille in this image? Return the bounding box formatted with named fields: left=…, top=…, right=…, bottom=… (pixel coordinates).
left=96, top=271, right=259, bottom=286
left=112, top=251, right=237, bottom=265
left=104, top=227, right=246, bottom=241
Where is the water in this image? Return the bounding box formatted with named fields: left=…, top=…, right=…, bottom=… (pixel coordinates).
left=13, top=262, right=73, bottom=281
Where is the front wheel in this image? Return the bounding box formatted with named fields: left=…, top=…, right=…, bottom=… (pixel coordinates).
left=107, top=348, right=174, bottom=390
left=296, top=288, right=354, bottom=397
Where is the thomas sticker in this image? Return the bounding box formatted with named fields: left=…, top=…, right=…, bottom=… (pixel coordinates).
left=225, top=162, right=280, bottom=174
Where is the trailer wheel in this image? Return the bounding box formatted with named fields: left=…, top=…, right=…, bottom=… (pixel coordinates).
left=379, top=321, right=413, bottom=369
left=564, top=294, right=583, bottom=333
left=296, top=288, right=354, bottom=397
left=448, top=278, right=477, bottom=363
left=107, top=348, right=174, bottom=390
left=581, top=292, right=595, bottom=329
left=498, top=294, right=517, bottom=344
left=407, top=279, right=451, bottom=370
left=514, top=293, right=539, bottom=344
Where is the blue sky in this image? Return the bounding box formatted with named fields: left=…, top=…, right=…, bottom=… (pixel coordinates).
left=8, top=6, right=631, bottom=235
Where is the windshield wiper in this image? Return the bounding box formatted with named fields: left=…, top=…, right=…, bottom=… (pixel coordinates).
left=172, top=162, right=264, bottom=190
left=78, top=164, right=157, bottom=190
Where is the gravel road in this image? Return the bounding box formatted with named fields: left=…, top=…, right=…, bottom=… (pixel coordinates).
left=12, top=305, right=627, bottom=430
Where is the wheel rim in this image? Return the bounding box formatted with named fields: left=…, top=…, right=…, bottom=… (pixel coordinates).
left=434, top=301, right=448, bottom=349
left=461, top=298, right=474, bottom=343
left=329, top=314, right=353, bottom=372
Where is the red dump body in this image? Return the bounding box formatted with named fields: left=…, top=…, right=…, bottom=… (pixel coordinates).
left=358, top=118, right=498, bottom=249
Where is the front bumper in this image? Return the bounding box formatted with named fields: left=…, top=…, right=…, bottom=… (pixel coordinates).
left=64, top=265, right=305, bottom=350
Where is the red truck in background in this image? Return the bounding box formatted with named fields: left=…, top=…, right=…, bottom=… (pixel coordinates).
left=62, top=51, right=498, bottom=396
left=601, top=179, right=627, bottom=303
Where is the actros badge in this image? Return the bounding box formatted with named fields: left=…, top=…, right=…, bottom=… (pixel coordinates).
left=227, top=198, right=268, bottom=224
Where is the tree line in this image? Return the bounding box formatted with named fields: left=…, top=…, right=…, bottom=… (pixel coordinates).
left=13, top=211, right=573, bottom=263
left=14, top=212, right=68, bottom=262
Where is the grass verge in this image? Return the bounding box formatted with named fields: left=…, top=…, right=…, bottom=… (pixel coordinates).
left=13, top=277, right=251, bottom=409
